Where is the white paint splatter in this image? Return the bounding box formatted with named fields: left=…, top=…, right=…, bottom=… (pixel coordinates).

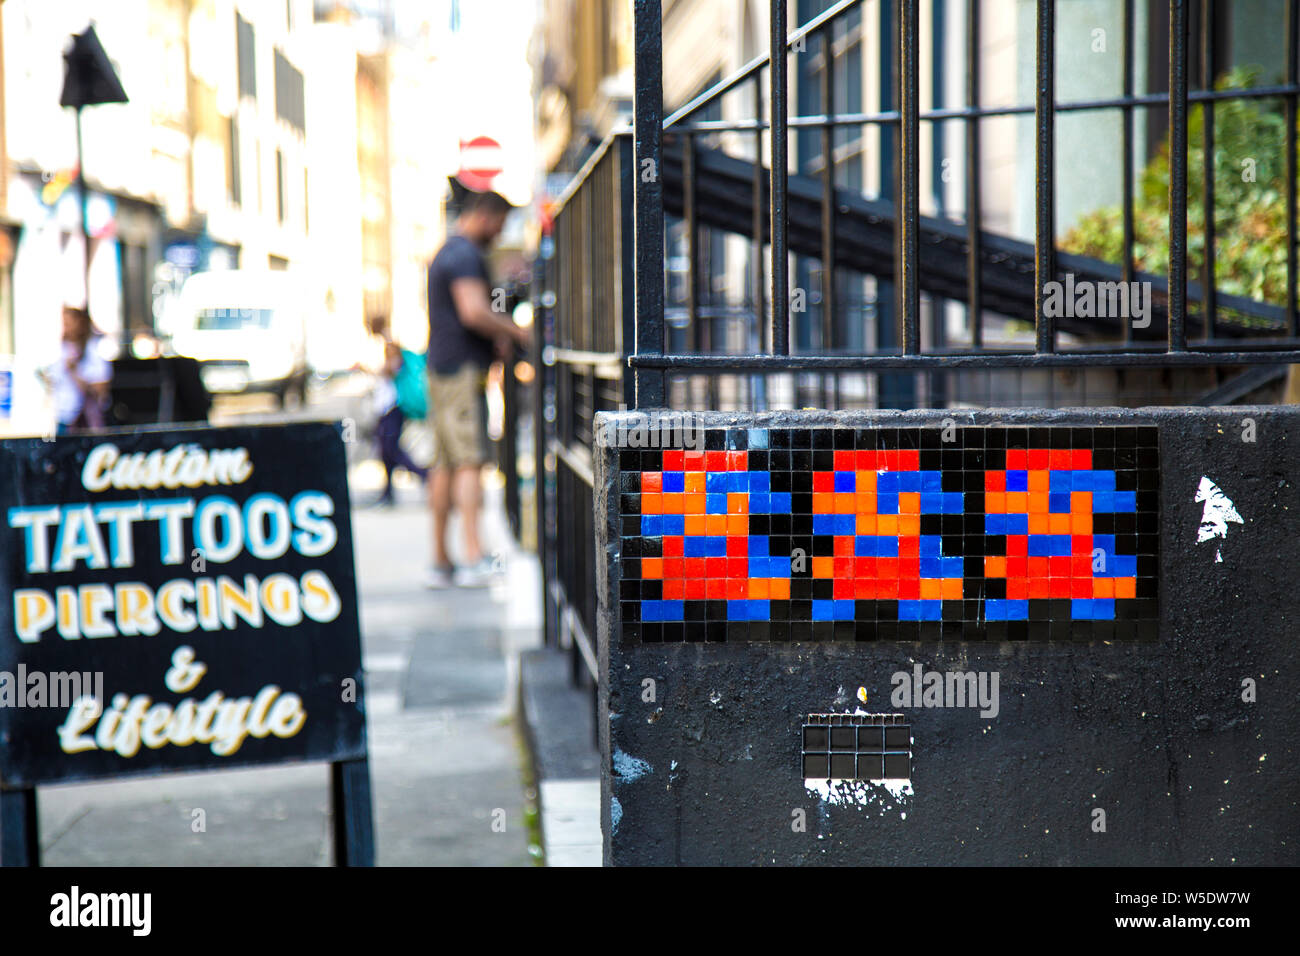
left=804, top=777, right=913, bottom=810
left=610, top=795, right=622, bottom=832
left=612, top=748, right=652, bottom=781
left=1195, top=477, right=1243, bottom=546
left=875, top=778, right=914, bottom=802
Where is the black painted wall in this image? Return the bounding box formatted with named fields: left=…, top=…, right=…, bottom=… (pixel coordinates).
left=595, top=408, right=1299, bottom=865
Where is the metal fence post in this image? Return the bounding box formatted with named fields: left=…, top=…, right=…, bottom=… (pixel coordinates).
left=1033, top=0, right=1055, bottom=355
left=633, top=0, right=666, bottom=407
left=896, top=0, right=920, bottom=354
left=770, top=0, right=790, bottom=356
left=1168, top=0, right=1189, bottom=352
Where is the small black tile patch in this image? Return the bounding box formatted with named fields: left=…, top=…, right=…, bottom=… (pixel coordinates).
left=802, top=713, right=911, bottom=780
left=619, top=425, right=1159, bottom=642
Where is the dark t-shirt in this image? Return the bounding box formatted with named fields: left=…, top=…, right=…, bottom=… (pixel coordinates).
left=426, top=234, right=495, bottom=374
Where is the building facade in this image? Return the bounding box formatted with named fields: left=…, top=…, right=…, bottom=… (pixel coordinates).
left=0, top=0, right=480, bottom=431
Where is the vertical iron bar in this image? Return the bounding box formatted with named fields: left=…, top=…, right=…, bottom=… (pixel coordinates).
left=502, top=343, right=519, bottom=537
left=684, top=131, right=700, bottom=353
left=633, top=0, right=665, bottom=405
left=770, top=0, right=789, bottom=355
left=618, top=135, right=637, bottom=406
left=966, top=0, right=983, bottom=348
left=932, top=0, right=948, bottom=405
left=75, top=106, right=91, bottom=302
left=876, top=0, right=905, bottom=407
left=1169, top=0, right=1189, bottom=352
left=1033, top=0, right=1055, bottom=354
left=1121, top=0, right=1135, bottom=343
left=897, top=0, right=920, bottom=354
left=1200, top=0, right=1216, bottom=339
left=820, top=24, right=837, bottom=399
left=1287, top=0, right=1298, bottom=337
left=532, top=250, right=549, bottom=645
left=753, top=73, right=767, bottom=354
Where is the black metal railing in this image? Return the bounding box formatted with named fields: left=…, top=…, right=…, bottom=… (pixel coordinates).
left=535, top=136, right=635, bottom=732
left=536, top=0, right=1300, bottom=728
left=627, top=0, right=1300, bottom=396
left=497, top=359, right=523, bottom=540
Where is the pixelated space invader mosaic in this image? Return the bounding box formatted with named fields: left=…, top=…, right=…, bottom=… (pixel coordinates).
left=617, top=426, right=1159, bottom=642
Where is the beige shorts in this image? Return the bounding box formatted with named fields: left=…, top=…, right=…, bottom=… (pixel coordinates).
left=427, top=364, right=488, bottom=468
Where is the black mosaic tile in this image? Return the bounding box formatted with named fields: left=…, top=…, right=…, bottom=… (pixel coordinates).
left=801, top=713, right=913, bottom=781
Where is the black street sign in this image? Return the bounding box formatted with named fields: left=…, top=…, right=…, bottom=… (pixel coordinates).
left=59, top=24, right=128, bottom=109
left=0, top=423, right=366, bottom=788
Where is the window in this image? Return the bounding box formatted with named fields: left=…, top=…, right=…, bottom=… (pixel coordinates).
left=228, top=117, right=241, bottom=207
left=274, top=50, right=305, bottom=133
left=237, top=13, right=256, bottom=100
left=276, top=149, right=286, bottom=223
left=120, top=241, right=150, bottom=335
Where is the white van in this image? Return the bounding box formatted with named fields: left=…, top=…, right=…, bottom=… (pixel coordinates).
left=166, top=270, right=310, bottom=406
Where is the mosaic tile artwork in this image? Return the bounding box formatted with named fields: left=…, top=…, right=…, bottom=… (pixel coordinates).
left=801, top=714, right=911, bottom=780
left=617, top=426, right=1159, bottom=642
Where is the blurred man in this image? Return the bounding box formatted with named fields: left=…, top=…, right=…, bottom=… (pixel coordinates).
left=425, top=190, right=529, bottom=588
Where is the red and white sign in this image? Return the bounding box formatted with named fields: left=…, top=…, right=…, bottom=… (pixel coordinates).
left=456, top=135, right=504, bottom=191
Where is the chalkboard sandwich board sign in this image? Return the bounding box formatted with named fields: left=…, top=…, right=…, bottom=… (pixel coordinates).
left=0, top=422, right=372, bottom=865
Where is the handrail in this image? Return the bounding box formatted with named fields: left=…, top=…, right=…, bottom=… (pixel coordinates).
left=547, top=127, right=629, bottom=219
left=666, top=84, right=1300, bottom=133
left=627, top=348, right=1300, bottom=373
left=663, top=0, right=864, bottom=127
left=549, top=438, right=594, bottom=488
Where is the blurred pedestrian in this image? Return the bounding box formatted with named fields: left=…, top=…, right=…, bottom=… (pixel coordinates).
left=43, top=305, right=111, bottom=434
left=424, top=189, right=529, bottom=588
left=365, top=314, right=428, bottom=507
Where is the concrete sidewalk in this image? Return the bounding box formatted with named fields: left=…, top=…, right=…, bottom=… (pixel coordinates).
left=30, top=465, right=542, bottom=866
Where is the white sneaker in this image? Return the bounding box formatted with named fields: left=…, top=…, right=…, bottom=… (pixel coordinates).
left=425, top=565, right=457, bottom=589
left=453, top=557, right=498, bottom=588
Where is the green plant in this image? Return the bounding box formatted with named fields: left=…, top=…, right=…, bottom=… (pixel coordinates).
left=1061, top=67, right=1298, bottom=328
